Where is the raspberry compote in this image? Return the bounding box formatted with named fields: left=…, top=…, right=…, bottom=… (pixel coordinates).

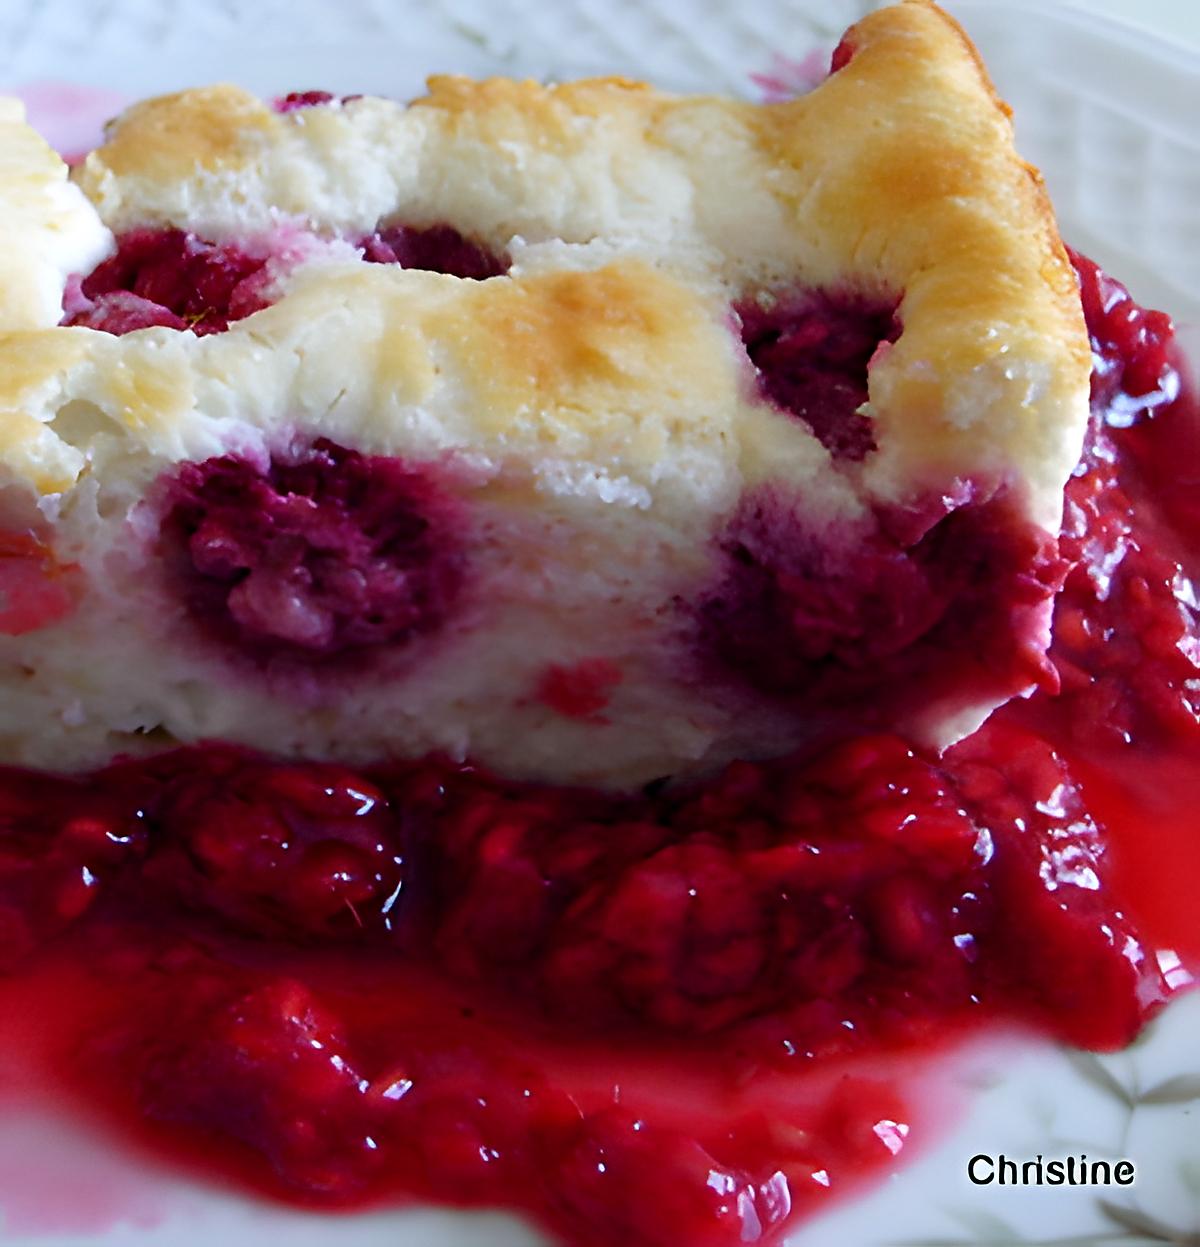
left=4, top=252, right=1197, bottom=1247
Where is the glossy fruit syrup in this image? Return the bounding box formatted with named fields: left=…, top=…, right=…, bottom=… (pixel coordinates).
left=3, top=254, right=1198, bottom=1247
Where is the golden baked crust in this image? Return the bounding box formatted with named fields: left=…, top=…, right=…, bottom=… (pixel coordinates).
left=761, top=1, right=1091, bottom=524
left=82, top=85, right=277, bottom=182
left=56, top=0, right=1090, bottom=534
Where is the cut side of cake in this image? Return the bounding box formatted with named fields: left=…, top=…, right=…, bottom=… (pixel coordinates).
left=0, top=0, right=1089, bottom=786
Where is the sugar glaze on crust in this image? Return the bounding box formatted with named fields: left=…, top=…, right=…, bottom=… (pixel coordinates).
left=0, top=0, right=1091, bottom=783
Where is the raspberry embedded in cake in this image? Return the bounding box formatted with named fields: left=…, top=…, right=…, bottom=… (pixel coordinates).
left=61, top=222, right=510, bottom=337
left=0, top=530, right=78, bottom=636
left=274, top=90, right=338, bottom=112
left=697, top=485, right=1067, bottom=735
left=63, top=227, right=274, bottom=335
left=736, top=290, right=901, bottom=460
left=360, top=224, right=510, bottom=280
left=535, top=658, right=624, bottom=722
left=158, top=440, right=465, bottom=663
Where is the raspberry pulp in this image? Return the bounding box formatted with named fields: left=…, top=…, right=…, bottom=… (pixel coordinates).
left=737, top=292, right=899, bottom=460
left=361, top=224, right=510, bottom=280
left=63, top=222, right=509, bottom=338
left=701, top=484, right=1065, bottom=728
left=64, top=228, right=273, bottom=335
left=158, top=439, right=464, bottom=664
left=274, top=91, right=338, bottom=111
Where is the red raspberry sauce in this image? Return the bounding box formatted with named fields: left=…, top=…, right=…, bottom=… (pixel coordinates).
left=3, top=254, right=1198, bottom=1246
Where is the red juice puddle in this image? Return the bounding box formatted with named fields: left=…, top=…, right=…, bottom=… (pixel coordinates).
left=0, top=944, right=953, bottom=1239
left=1071, top=753, right=1200, bottom=969
left=0, top=255, right=1197, bottom=1247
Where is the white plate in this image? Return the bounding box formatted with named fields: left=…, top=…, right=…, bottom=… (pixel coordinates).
left=1, top=2, right=1198, bottom=1244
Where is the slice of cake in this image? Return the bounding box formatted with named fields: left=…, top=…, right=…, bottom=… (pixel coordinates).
left=0, top=0, right=1090, bottom=786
